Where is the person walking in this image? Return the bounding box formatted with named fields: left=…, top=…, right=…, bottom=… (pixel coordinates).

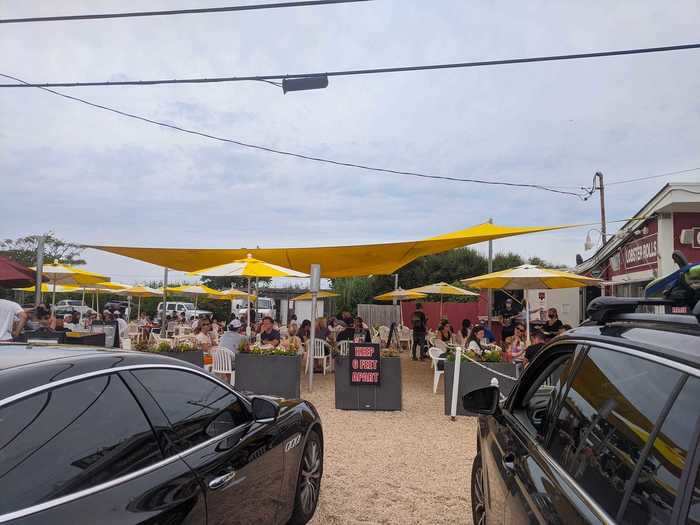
left=410, top=303, right=427, bottom=361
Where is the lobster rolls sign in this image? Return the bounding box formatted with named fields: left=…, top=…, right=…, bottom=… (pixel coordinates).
left=350, top=343, right=381, bottom=385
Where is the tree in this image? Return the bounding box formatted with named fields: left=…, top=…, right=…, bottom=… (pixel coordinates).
left=0, top=234, right=86, bottom=267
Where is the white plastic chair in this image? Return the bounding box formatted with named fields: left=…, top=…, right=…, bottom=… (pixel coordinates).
left=428, top=347, right=446, bottom=394
left=212, top=346, right=235, bottom=384
left=399, top=326, right=412, bottom=350
left=305, top=339, right=331, bottom=375
left=337, top=340, right=352, bottom=357
left=378, top=325, right=390, bottom=343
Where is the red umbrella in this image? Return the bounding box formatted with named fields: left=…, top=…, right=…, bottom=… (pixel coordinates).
left=0, top=255, right=42, bottom=288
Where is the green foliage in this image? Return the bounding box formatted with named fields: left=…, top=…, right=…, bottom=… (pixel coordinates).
left=0, top=233, right=86, bottom=267
left=246, top=345, right=298, bottom=356
left=330, top=247, right=556, bottom=314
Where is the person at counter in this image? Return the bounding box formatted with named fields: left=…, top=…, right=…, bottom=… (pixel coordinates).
left=259, top=316, right=280, bottom=347
left=499, top=298, right=522, bottom=339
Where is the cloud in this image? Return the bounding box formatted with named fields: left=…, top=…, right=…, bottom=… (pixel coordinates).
left=1, top=0, right=699, bottom=282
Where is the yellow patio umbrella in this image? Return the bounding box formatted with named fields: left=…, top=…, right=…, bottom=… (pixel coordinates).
left=190, top=254, right=309, bottom=331
left=374, top=288, right=427, bottom=327
left=14, top=283, right=80, bottom=294
left=461, top=264, right=602, bottom=342
left=31, top=261, right=110, bottom=306
left=407, top=282, right=479, bottom=318
left=115, top=284, right=161, bottom=319
left=293, top=290, right=339, bottom=301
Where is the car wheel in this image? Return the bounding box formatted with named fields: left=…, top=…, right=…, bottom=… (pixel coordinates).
left=471, top=454, right=486, bottom=525
left=288, top=431, right=323, bottom=525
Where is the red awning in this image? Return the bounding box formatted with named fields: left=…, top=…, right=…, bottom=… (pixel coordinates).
left=0, top=255, right=42, bottom=288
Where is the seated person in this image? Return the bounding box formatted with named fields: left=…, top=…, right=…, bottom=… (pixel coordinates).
left=524, top=329, right=547, bottom=364
left=53, top=316, right=71, bottom=333
left=259, top=316, right=280, bottom=347
left=351, top=316, right=372, bottom=343
left=335, top=321, right=353, bottom=342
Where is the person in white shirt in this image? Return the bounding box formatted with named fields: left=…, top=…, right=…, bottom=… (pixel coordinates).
left=0, top=299, right=28, bottom=341
left=113, top=310, right=128, bottom=339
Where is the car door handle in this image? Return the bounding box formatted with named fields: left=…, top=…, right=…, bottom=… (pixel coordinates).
left=209, top=471, right=236, bottom=490
left=502, top=452, right=516, bottom=474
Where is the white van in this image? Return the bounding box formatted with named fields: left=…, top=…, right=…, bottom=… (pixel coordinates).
left=155, top=301, right=212, bottom=320
left=234, top=297, right=276, bottom=321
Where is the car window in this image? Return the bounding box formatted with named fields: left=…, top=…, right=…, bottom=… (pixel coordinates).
left=167, top=304, right=176, bottom=311
left=518, top=353, right=574, bottom=440
left=0, top=374, right=162, bottom=516
left=546, top=346, right=684, bottom=519
left=622, top=376, right=700, bottom=524
left=687, top=463, right=700, bottom=525
left=131, top=369, right=250, bottom=451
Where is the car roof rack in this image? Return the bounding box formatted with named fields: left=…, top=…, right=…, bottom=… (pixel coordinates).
left=586, top=296, right=700, bottom=325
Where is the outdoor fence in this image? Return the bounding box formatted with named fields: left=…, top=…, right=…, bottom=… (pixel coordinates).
left=358, top=304, right=400, bottom=328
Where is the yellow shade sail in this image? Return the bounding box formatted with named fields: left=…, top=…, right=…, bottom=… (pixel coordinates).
left=89, top=222, right=573, bottom=278
left=408, top=282, right=479, bottom=296
left=31, top=262, right=109, bottom=286
left=374, top=289, right=427, bottom=301
left=14, top=283, right=80, bottom=293
left=293, top=290, right=339, bottom=301
left=461, top=264, right=602, bottom=290
left=79, top=281, right=130, bottom=291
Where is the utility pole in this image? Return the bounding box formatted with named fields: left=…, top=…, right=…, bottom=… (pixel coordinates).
left=594, top=172, right=607, bottom=244
left=487, top=218, right=493, bottom=329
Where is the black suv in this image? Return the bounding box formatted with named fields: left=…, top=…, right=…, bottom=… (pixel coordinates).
left=465, top=297, right=700, bottom=524
left=0, top=345, right=323, bottom=524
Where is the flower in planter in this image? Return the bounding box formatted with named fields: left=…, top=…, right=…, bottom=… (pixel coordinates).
left=248, top=343, right=298, bottom=357
left=154, top=341, right=173, bottom=353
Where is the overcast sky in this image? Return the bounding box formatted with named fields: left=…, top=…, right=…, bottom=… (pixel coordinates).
left=2, top=1, right=699, bottom=285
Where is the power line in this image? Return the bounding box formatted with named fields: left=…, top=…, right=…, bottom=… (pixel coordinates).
left=0, top=72, right=588, bottom=199
left=605, top=167, right=700, bottom=186
left=0, top=0, right=371, bottom=24
left=2, top=43, right=699, bottom=89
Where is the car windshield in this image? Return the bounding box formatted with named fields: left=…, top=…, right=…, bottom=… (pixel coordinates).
left=258, top=300, right=272, bottom=308
left=183, top=303, right=195, bottom=310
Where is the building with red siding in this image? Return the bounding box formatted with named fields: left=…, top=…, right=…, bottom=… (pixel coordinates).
left=576, top=183, right=700, bottom=303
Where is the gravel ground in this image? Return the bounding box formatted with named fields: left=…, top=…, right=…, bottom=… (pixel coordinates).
left=302, top=352, right=477, bottom=525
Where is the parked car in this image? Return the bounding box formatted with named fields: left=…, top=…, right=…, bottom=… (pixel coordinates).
left=236, top=297, right=276, bottom=321
left=53, top=305, right=95, bottom=319
left=155, top=301, right=212, bottom=321
left=103, top=300, right=130, bottom=312
left=56, top=299, right=85, bottom=308
left=0, top=345, right=323, bottom=524
left=464, top=296, right=700, bottom=525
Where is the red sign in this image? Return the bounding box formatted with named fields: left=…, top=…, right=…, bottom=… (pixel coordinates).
left=621, top=233, right=658, bottom=271
left=350, top=343, right=381, bottom=385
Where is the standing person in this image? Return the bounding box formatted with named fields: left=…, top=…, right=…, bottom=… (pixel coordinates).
left=410, top=303, right=428, bottom=361
left=0, top=299, right=27, bottom=342
left=114, top=311, right=128, bottom=340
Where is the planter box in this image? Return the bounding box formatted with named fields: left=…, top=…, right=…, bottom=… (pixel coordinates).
left=160, top=350, right=204, bottom=367
left=334, top=356, right=402, bottom=411
left=235, top=353, right=301, bottom=399
left=444, top=362, right=518, bottom=417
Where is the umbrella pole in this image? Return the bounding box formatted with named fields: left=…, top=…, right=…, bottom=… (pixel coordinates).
left=525, top=293, right=530, bottom=345
left=450, top=337, right=462, bottom=420
left=440, top=293, right=443, bottom=319
left=246, top=277, right=251, bottom=337
left=137, top=297, right=141, bottom=319
left=52, top=279, right=56, bottom=308
left=96, top=288, right=99, bottom=314
left=81, top=287, right=86, bottom=307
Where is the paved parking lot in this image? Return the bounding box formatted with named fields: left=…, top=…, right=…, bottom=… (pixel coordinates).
left=303, top=352, right=478, bottom=524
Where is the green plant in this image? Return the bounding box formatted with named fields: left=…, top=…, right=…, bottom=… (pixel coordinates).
left=482, top=349, right=502, bottom=363
left=133, top=339, right=152, bottom=352
left=248, top=344, right=298, bottom=356
left=154, top=341, right=173, bottom=353
left=172, top=341, right=195, bottom=353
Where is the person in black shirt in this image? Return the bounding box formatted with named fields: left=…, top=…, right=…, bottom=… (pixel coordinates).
left=411, top=303, right=428, bottom=361
left=541, top=308, right=563, bottom=337
left=259, top=316, right=280, bottom=347
left=499, top=298, right=522, bottom=340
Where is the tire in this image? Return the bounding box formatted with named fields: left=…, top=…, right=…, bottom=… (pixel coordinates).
left=471, top=454, right=486, bottom=525
left=288, top=431, right=323, bottom=525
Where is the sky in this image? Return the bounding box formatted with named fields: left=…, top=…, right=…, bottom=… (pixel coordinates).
left=2, top=1, right=699, bottom=286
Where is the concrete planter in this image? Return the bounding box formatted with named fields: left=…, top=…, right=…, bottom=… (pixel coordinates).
left=159, top=350, right=204, bottom=368
left=444, top=362, right=518, bottom=416
left=235, top=353, right=301, bottom=399
left=334, top=356, right=402, bottom=411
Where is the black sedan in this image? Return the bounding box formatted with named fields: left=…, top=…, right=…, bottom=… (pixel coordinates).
left=0, top=345, right=323, bottom=524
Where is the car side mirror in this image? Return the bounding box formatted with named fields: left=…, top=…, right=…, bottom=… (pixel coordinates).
left=462, top=386, right=501, bottom=415
left=251, top=397, right=279, bottom=423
